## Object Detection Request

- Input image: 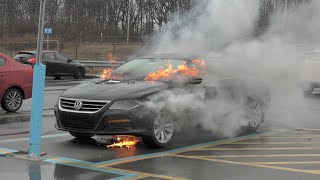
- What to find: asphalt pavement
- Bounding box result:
[1,80,320,179]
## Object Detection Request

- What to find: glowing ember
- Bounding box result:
[144,63,201,81]
[107,136,139,149]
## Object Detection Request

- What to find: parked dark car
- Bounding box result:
[54,54,270,148]
[13,51,85,79]
[0,52,33,112]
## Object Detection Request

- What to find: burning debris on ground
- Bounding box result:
[106,136,140,149]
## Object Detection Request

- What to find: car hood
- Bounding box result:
[61,80,169,100]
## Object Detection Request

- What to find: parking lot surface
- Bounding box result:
[1,128,320,180]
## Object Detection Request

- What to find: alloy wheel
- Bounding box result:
[6,90,22,110]
[153,113,174,144]
[247,100,263,128]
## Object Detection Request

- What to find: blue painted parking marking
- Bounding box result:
[44,156,136,179]
[0,148,19,155]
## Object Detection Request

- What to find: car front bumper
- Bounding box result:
[54,105,152,136]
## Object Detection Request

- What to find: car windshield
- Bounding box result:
[110,58,188,80]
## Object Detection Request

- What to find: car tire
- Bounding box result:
[245,98,264,132]
[1,88,23,112]
[74,68,85,79]
[142,112,175,148]
[69,132,94,139]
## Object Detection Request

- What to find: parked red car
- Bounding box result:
[0,52,33,112]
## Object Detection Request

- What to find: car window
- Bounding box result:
[55,53,68,62]
[0,57,6,66]
[13,53,34,60]
[44,53,55,60]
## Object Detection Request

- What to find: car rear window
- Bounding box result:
[0,57,5,66]
[13,53,34,60]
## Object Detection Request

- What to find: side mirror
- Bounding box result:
[67,59,72,63]
[189,77,203,84]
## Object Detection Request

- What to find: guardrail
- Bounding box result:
[77,60,126,67]
[77,60,126,73]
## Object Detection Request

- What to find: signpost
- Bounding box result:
[28,0,46,158]
[44,27,52,50]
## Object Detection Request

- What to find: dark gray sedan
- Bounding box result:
[14,51,85,79]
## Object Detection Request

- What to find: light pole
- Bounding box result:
[28,0,46,158]
[126,0,131,44]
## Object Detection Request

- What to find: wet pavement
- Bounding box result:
[1,81,320,179]
[1,129,320,179]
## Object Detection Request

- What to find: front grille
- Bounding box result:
[61,119,96,131]
[59,97,110,113]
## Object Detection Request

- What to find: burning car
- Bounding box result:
[54,54,270,148]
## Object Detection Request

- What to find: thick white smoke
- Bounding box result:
[153,0,260,54]
[144,0,320,137]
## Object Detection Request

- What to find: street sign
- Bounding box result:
[44,27,52,35]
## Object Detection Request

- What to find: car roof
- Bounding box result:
[138,53,199,61]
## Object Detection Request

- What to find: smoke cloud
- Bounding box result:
[143,0,320,137]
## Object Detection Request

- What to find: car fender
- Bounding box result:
[3,83,26,99]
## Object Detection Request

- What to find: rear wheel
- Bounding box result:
[74,68,85,79]
[69,132,94,139]
[1,88,23,112]
[142,112,174,148]
[246,98,264,132]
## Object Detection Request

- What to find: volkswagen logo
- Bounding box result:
[74,100,82,111]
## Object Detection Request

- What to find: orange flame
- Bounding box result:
[192,59,206,69]
[101,58,206,81]
[144,60,205,81]
[100,68,113,79]
[100,53,120,79]
[107,136,139,149]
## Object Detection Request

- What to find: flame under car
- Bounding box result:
[54,54,269,148]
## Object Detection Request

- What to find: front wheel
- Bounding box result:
[246,98,264,132]
[69,132,94,139]
[142,112,175,148]
[1,88,23,112]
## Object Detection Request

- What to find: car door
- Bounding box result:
[43,52,64,76]
[54,53,75,75]
[0,56,10,99]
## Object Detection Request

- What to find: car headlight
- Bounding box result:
[109,100,143,110]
